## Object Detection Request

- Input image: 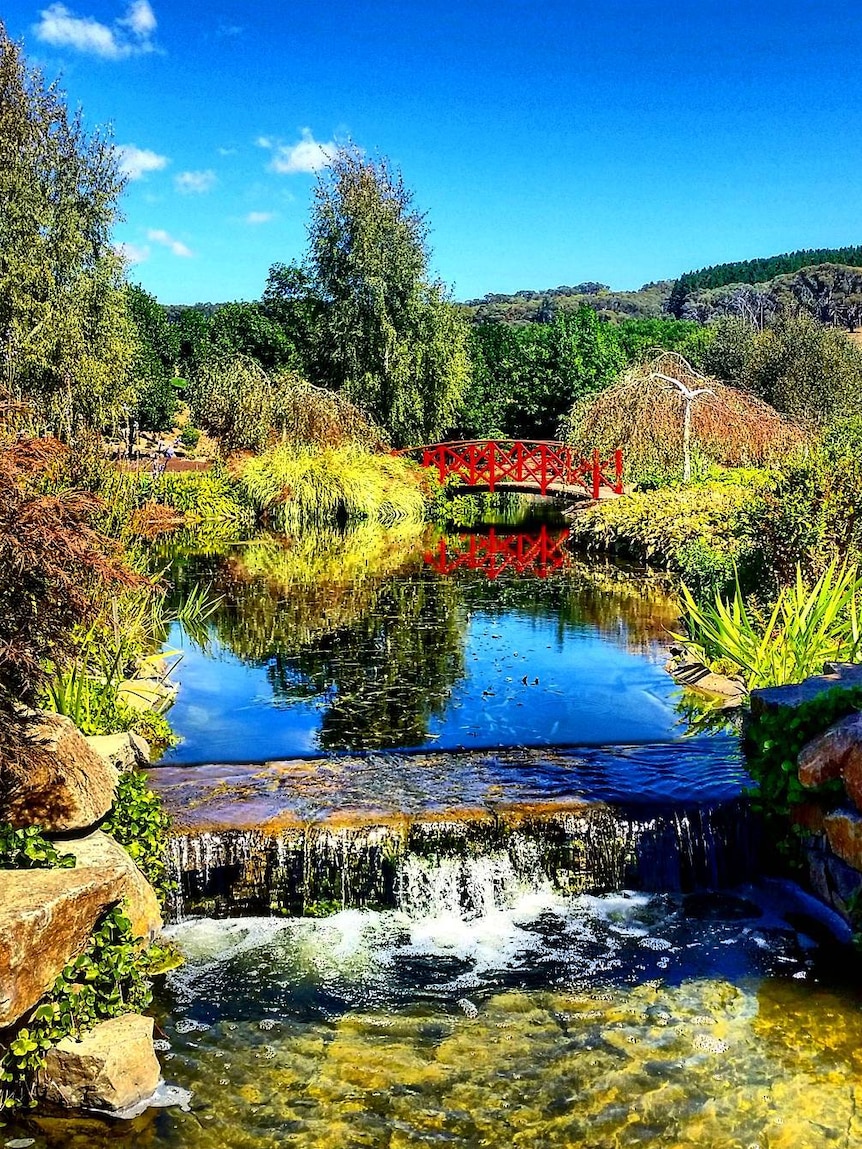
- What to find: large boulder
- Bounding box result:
[58,831,162,944]
[824,808,862,872]
[85,732,151,773]
[36,1013,160,1112]
[798,713,862,812]
[1,712,119,833]
[0,868,124,1028]
[751,663,862,716]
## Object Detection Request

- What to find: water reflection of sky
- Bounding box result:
[162,586,682,765]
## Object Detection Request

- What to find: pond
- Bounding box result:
[5,506,861,1149]
[157,514,689,764]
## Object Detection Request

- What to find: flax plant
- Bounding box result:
[677,560,862,689]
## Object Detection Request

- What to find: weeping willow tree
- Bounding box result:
[565,351,805,480]
[188,355,383,453]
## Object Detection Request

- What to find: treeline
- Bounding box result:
[667,247,862,315]
[459,281,673,326]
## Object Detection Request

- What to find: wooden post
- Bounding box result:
[592,449,601,500]
[488,441,495,493]
[615,448,623,494]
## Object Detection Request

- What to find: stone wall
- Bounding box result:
[0,715,163,1112]
[751,663,862,925]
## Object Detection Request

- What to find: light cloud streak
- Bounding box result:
[258,129,337,174]
[175,170,216,194]
[147,228,193,257]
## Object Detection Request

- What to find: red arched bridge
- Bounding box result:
[410,441,624,498]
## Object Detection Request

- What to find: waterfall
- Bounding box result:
[165,799,758,923]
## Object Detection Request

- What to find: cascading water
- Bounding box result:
[164,796,759,922]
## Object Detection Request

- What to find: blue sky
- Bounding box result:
[5,0,862,304]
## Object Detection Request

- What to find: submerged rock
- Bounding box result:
[1,712,119,833]
[0,868,124,1028]
[58,831,162,944]
[35,1013,160,1113]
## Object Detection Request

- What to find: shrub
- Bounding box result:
[179,425,201,450]
[103,772,173,907]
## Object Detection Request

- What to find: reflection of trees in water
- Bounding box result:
[447,549,678,654]
[161,523,679,751]
[276,577,466,750]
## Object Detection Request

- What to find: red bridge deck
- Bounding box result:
[414,440,623,498]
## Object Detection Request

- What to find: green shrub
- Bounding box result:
[103,772,173,907]
[570,475,766,569]
[239,444,427,528]
[745,686,862,820]
[179,425,201,450]
[0,825,75,870]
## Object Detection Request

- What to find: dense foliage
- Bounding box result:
[0,824,74,869]
[0,23,135,434]
[103,772,174,907]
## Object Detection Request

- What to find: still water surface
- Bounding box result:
[159,519,685,763]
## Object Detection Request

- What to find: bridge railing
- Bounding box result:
[405,440,623,497]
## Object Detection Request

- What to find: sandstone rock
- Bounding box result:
[117,678,177,714]
[58,831,162,944]
[1,712,119,833]
[797,713,862,790]
[0,869,124,1028]
[824,808,862,872]
[85,732,151,772]
[36,1013,160,1112]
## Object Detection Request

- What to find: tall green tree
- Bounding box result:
[300,146,470,445]
[0,23,134,434]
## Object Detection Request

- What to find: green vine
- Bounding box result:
[0,906,153,1109]
[0,825,75,870]
[102,772,174,907]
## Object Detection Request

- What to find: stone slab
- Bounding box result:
[85,732,151,772]
[58,831,162,944]
[751,663,862,716]
[1,712,119,833]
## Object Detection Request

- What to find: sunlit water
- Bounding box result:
[156,519,686,763]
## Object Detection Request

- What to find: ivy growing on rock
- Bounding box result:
[0,824,75,870]
[103,772,174,907]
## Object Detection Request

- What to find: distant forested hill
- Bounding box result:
[460,281,673,324]
[667,247,862,316]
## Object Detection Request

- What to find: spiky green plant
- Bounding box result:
[677,560,862,689]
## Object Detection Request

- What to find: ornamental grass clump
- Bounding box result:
[238,444,427,528]
[677,560,862,690]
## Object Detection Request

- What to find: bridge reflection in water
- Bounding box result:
[424,526,571,579]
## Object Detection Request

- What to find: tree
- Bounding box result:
[301,146,470,446]
[127,286,180,431]
[0,24,135,434]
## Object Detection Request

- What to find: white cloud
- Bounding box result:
[115,143,168,181]
[259,129,337,175]
[34,0,157,59]
[217,146,237,157]
[245,211,275,225]
[175,169,216,194]
[147,228,193,257]
[114,241,150,264]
